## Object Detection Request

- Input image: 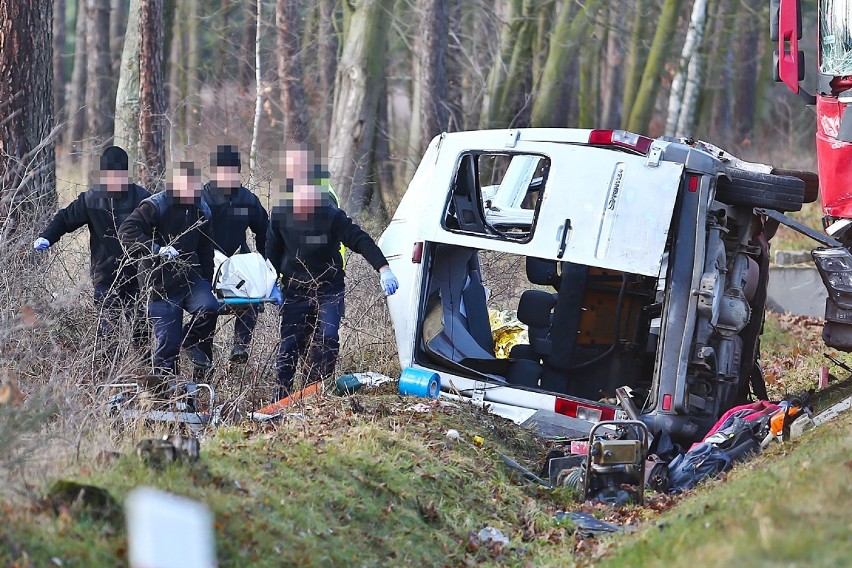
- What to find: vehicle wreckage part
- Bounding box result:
[770,168,819,203]
[103,381,214,430]
[715,168,805,212]
[582,420,650,507]
[255,381,322,415]
[813,247,852,350]
[398,367,441,398]
[758,208,842,247]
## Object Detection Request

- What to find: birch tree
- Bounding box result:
[665,0,708,137]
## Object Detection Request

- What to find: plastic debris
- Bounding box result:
[556,511,622,535]
[477,526,509,547]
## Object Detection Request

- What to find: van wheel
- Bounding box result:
[715,168,805,212]
[770,168,819,203]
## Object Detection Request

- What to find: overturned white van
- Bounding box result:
[379,129,808,442]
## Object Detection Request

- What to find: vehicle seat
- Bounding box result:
[526,256,561,290]
[510,290,557,361]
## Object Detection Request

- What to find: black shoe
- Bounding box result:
[186,346,212,369]
[229,345,249,364]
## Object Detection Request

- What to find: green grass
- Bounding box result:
[0,393,586,567]
[596,406,852,567]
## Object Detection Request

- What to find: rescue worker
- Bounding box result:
[199,145,270,363]
[34,146,150,351]
[266,144,399,399]
[118,162,218,375]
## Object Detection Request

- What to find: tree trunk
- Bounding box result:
[114,0,143,176]
[407,0,449,171]
[67,0,87,160]
[328,0,391,213]
[733,0,761,144]
[316,0,338,135]
[85,0,114,164]
[52,0,66,137]
[626,0,685,134]
[138,0,166,191]
[239,0,257,93]
[167,0,185,147]
[110,0,127,76]
[599,4,624,129]
[0,0,56,229]
[249,0,263,185]
[530,0,600,128]
[665,0,708,137]
[186,0,199,144]
[445,0,465,132]
[620,0,651,129]
[276,0,310,143]
[479,0,520,129]
[675,0,711,138]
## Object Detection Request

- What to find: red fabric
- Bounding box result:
[692,401,780,451]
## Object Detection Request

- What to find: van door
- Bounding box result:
[430,141,684,277]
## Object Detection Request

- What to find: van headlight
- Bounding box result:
[814,247,852,307]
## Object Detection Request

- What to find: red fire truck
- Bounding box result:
[774,0,852,350]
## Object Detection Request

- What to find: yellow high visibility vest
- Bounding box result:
[326,183,347,269]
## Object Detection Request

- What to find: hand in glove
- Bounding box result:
[270,283,284,306]
[158,245,180,260]
[33,237,50,251]
[379,267,399,296]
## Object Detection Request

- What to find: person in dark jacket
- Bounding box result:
[199,145,269,363]
[266,144,399,398]
[34,146,150,349]
[119,162,219,375]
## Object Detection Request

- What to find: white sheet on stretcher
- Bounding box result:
[213,251,277,299]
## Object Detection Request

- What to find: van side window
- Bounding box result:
[443,152,550,243]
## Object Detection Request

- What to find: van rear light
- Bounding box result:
[588,130,653,154]
[412,241,423,263]
[555,397,616,422]
[662,394,673,411]
[688,175,700,192]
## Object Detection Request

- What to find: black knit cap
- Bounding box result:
[100,146,129,171]
[211,145,241,171]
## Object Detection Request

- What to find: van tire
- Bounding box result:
[770,168,819,203]
[715,168,805,212]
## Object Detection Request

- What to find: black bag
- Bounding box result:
[644,454,670,493]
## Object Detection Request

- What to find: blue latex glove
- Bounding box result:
[33,237,50,251]
[270,283,284,306]
[380,268,399,296]
[158,245,179,260]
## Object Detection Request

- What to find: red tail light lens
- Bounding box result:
[555,397,616,422]
[662,394,673,411]
[688,175,700,192]
[412,241,423,263]
[588,130,653,154]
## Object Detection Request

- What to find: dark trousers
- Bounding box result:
[275,279,345,398]
[147,277,219,374]
[197,303,260,359]
[93,282,149,351]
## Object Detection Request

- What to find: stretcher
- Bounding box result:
[213,251,279,311]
